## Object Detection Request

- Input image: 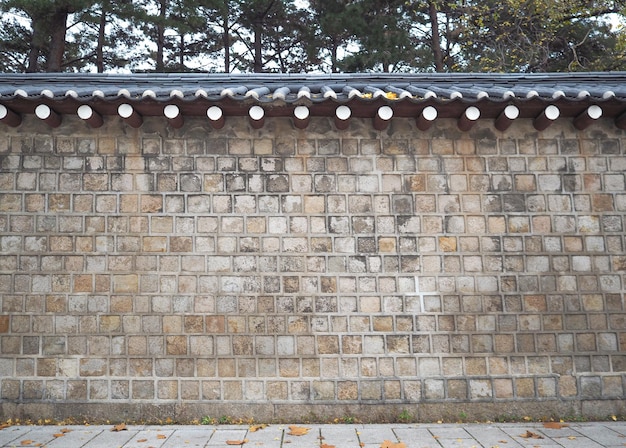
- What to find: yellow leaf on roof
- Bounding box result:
[385,92,398,99]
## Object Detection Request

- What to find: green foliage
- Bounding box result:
[0,0,624,72]
[397,409,413,423]
[200,415,214,425]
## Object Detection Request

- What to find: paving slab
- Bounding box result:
[281,424,322,447]
[0,425,35,446]
[357,425,402,447]
[463,424,525,448]
[319,425,360,447]
[578,424,626,447]
[243,424,284,447]
[206,427,249,446]
[43,426,103,448]
[392,426,440,448]
[1,421,625,448]
[160,427,216,448]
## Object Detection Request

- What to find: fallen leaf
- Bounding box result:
[288,426,310,436]
[53,433,65,438]
[0,423,11,430]
[380,441,407,448]
[321,444,336,448]
[157,434,167,439]
[568,436,576,440]
[226,439,248,445]
[249,424,267,432]
[60,428,71,433]
[519,431,543,439]
[20,440,33,446]
[111,423,127,432]
[543,422,568,429]
[137,438,148,442]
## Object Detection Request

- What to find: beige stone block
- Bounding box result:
[140,194,163,213]
[112,274,138,293]
[304,195,325,213]
[142,237,166,252]
[83,173,108,191]
[166,335,187,355]
[487,216,506,233]
[515,377,535,397]
[79,358,107,376]
[157,380,178,399]
[317,335,339,354]
[100,315,121,332]
[494,378,513,398]
[279,358,299,377]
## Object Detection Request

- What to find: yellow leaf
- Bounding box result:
[53,433,65,438]
[519,431,543,439]
[60,428,71,433]
[612,415,618,421]
[568,436,576,440]
[321,444,336,448]
[226,439,248,445]
[362,93,373,99]
[111,423,127,432]
[385,92,398,99]
[157,434,167,439]
[543,422,568,429]
[249,424,267,432]
[137,438,148,442]
[21,440,34,446]
[288,426,310,436]
[380,441,406,448]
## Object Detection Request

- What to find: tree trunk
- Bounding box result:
[428,1,444,72]
[156,0,167,71]
[223,13,230,72]
[46,9,69,72]
[253,20,262,72]
[331,37,338,73]
[27,16,42,72]
[179,34,184,68]
[96,0,109,73]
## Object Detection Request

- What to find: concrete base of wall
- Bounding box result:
[2,400,625,424]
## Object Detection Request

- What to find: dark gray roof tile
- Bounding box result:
[2,72,626,128]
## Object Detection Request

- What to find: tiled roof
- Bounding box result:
[1,72,626,131]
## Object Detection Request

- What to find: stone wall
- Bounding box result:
[1,115,625,422]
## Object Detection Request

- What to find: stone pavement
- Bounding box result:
[1,421,625,448]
